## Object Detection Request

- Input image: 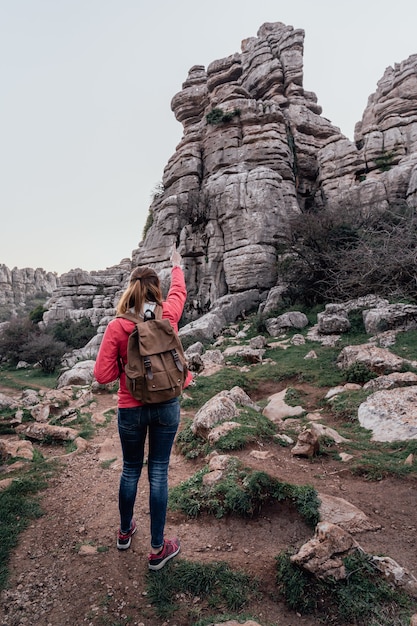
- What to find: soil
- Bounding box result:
[0,380,416,626]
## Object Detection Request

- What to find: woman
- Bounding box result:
[94,245,191,570]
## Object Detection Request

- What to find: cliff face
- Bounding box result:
[131,22,417,321]
[0,265,59,319]
[132,22,341,317]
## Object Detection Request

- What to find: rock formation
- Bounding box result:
[0,265,59,318]
[132,22,417,322]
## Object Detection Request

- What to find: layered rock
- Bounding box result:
[132,22,342,319]
[0,265,59,318]
[132,23,417,324]
[42,260,132,328]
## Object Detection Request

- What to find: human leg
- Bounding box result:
[147,398,180,550]
[117,406,147,537]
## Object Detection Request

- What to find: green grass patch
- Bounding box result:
[250,342,344,389]
[329,389,371,421]
[390,329,417,361]
[181,369,251,410]
[0,366,58,391]
[0,456,56,590]
[176,409,277,458]
[176,419,210,459]
[169,458,320,527]
[276,549,416,625]
[146,558,258,619]
[0,407,16,435]
[350,439,417,480]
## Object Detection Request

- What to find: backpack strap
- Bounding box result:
[116,312,140,324]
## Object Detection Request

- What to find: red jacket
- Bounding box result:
[94,265,191,407]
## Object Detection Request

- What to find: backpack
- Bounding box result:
[117,305,188,404]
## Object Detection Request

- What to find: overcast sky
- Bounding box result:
[1,0,416,275]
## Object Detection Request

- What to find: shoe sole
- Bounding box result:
[117,525,137,550]
[148,545,180,570]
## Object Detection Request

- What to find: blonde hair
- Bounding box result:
[116,267,163,317]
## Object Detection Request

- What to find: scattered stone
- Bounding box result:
[262,389,304,422]
[318,493,381,533]
[358,387,417,441]
[291,429,320,458]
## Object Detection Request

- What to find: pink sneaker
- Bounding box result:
[117,519,137,550]
[148,538,180,570]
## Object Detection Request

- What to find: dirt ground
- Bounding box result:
[0,380,416,626]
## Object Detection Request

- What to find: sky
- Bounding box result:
[1,0,416,276]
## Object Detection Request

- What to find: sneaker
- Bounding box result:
[117,519,137,550]
[148,538,180,570]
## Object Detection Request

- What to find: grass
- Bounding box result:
[168,457,320,527]
[176,408,278,459]
[0,455,56,590]
[146,558,258,620]
[276,548,417,625]
[0,366,58,391]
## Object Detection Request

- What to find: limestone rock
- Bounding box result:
[191,394,239,438]
[0,264,59,316]
[337,344,406,374]
[318,493,380,533]
[291,429,320,458]
[358,386,417,441]
[290,521,358,580]
[265,311,308,337]
[0,438,35,461]
[15,423,78,442]
[57,360,96,388]
[262,389,304,422]
[363,371,417,391]
[363,303,417,334]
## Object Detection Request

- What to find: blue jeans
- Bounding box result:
[117,398,180,549]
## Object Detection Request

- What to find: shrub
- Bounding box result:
[29,304,46,324]
[344,362,376,384]
[49,317,97,349]
[20,333,67,374]
[0,317,34,365]
[206,107,241,125]
[279,203,417,305]
[169,459,320,527]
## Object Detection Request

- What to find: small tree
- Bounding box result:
[0,317,35,365]
[49,317,97,349]
[20,333,67,374]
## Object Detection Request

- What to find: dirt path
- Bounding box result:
[0,387,416,626]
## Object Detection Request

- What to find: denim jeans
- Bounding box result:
[117,398,180,549]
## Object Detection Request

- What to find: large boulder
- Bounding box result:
[57,360,96,388]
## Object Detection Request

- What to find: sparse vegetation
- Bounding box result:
[205,107,241,125]
[279,203,417,305]
[0,315,97,373]
[169,458,320,527]
[146,558,258,619]
[0,456,56,590]
[276,549,416,625]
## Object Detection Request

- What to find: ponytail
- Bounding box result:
[116,267,163,317]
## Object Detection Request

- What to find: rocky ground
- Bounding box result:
[0,380,416,626]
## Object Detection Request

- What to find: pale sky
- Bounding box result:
[1,0,416,275]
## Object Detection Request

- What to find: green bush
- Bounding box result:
[49,317,97,349]
[344,362,376,384]
[20,333,67,374]
[206,107,241,125]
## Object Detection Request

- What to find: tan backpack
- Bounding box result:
[117,305,188,404]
